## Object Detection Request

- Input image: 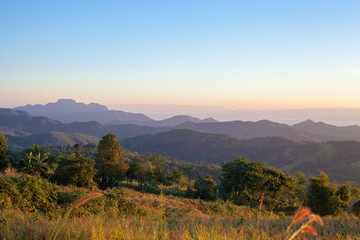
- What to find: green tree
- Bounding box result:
[293,171,308,206]
[307,171,353,216]
[95,133,128,188]
[220,157,294,210]
[352,200,360,216]
[194,175,217,200]
[170,167,181,187]
[182,166,193,187]
[73,144,84,158]
[126,156,149,191]
[52,156,97,188]
[0,133,8,172]
[17,145,58,177]
[147,153,165,185]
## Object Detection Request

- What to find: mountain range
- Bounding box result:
[14,99,216,126]
[122,128,360,184]
[3,99,360,184]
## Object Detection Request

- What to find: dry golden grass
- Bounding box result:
[1,209,359,240]
[0,178,359,240]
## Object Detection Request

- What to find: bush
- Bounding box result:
[352,200,360,216]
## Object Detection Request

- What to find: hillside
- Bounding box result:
[121,129,360,183]
[0,127,30,137]
[293,119,360,140]
[7,132,100,148]
[174,120,344,142]
[0,108,164,140]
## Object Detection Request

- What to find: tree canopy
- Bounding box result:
[220,157,294,210]
[307,171,354,216]
[95,133,128,188]
[0,134,8,172]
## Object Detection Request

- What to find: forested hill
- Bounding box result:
[6,132,100,149]
[121,129,360,184]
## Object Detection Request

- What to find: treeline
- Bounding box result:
[1,132,360,216]
[0,133,219,192]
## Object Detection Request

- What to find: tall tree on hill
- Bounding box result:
[95,133,128,188]
[0,134,8,172]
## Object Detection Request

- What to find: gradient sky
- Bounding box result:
[1,0,359,109]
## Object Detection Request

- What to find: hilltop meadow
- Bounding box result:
[1,132,360,239]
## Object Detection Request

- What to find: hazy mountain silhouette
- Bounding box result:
[293,119,360,140]
[14,99,215,126]
[14,99,108,116]
[110,115,218,127]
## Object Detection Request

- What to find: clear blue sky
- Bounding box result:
[1,0,359,109]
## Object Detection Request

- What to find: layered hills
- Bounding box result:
[122,129,360,184]
[3,100,360,184]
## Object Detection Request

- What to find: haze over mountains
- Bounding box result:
[14,99,216,126]
[2,99,360,183]
[109,104,360,126]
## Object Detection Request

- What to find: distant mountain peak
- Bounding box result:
[292,119,316,128]
[56,98,77,104]
[14,99,108,117]
[203,117,218,123]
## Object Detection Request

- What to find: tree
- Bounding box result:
[17,145,58,177]
[73,144,84,158]
[52,156,97,188]
[170,167,181,187]
[126,156,151,191]
[293,171,308,206]
[307,171,353,216]
[95,133,128,188]
[147,153,165,185]
[182,166,193,187]
[352,200,360,216]
[0,134,8,172]
[194,175,217,200]
[219,157,294,210]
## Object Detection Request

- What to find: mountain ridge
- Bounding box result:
[14,99,216,127]
[121,128,360,184]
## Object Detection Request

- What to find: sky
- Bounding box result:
[1,0,360,110]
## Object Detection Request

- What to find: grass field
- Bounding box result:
[0,175,359,239]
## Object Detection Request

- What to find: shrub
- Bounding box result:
[352,200,360,216]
